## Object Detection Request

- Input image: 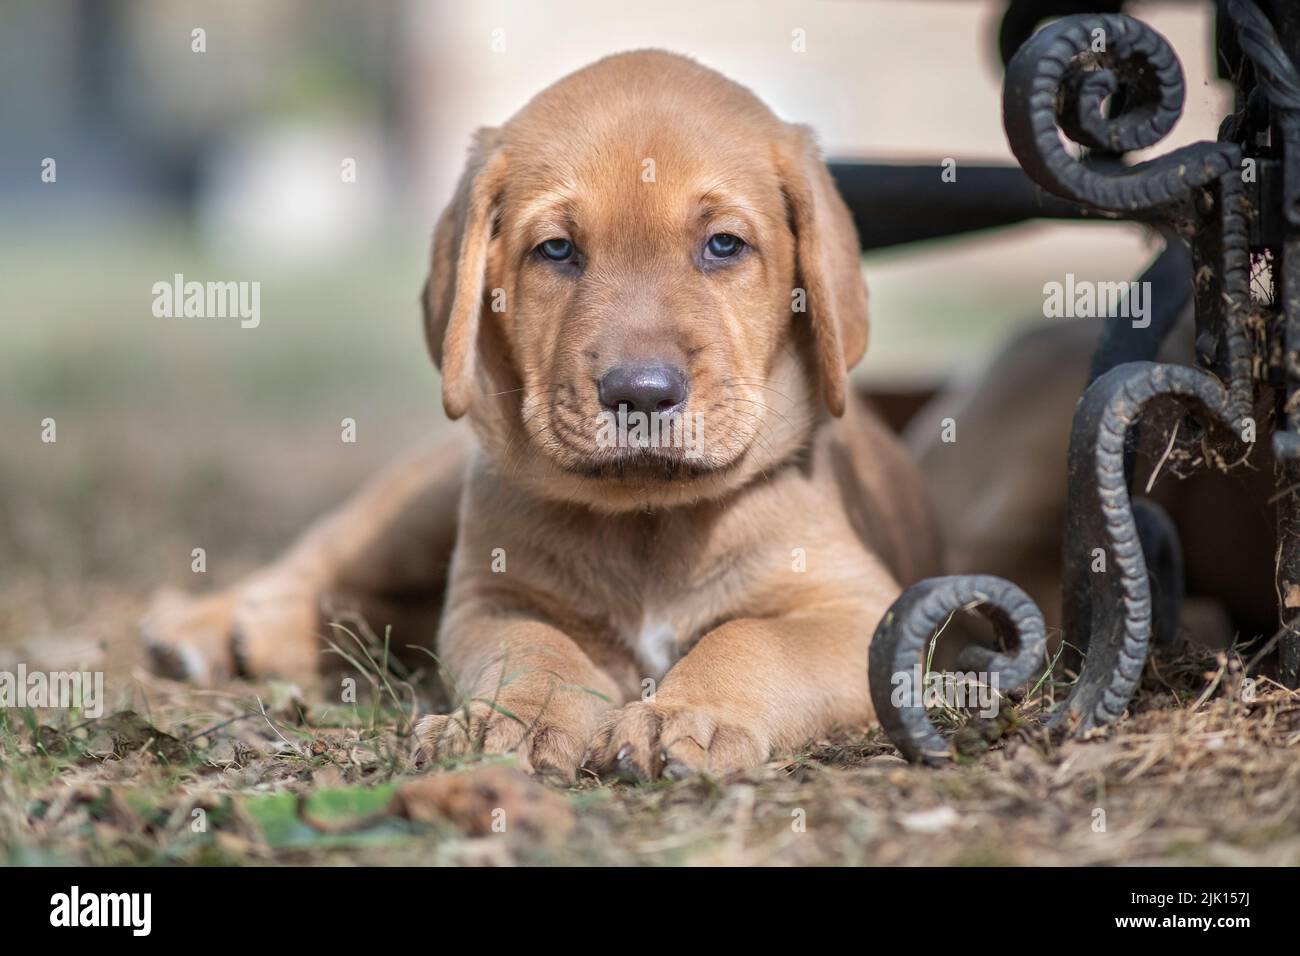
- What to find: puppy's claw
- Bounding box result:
[140,626,210,683]
[411,701,588,785]
[585,700,766,782]
[137,587,236,684]
[661,758,695,782]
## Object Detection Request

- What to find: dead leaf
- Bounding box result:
[83,711,192,763]
[393,765,574,840]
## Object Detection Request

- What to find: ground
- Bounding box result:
[4,632,1299,865]
[3,225,1299,865]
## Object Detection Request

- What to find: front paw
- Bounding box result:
[413,698,592,784]
[226,574,322,678]
[138,572,322,683]
[139,586,239,684]
[583,700,768,782]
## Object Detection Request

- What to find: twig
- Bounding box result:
[1245,624,1288,673]
[1189,653,1229,712]
[256,697,301,754]
[183,712,257,743]
[1145,420,1180,493]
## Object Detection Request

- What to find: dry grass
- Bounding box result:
[3,579,1298,866]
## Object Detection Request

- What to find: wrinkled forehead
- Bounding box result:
[500,109,787,241]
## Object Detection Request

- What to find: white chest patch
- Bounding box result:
[632,614,679,681]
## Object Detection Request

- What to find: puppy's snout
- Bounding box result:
[598,362,689,416]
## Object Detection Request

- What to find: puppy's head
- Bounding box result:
[423,51,867,511]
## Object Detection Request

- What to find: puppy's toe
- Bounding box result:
[585,701,766,782]
[522,725,585,785]
[413,700,589,784]
[412,713,468,767]
[586,702,662,781]
[227,576,321,678]
[140,630,211,683]
[685,722,767,777]
[657,708,717,779]
[411,701,525,768]
[138,587,237,684]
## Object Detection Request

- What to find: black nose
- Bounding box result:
[598,362,689,416]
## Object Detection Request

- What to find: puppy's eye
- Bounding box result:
[704,233,744,260]
[537,238,575,262]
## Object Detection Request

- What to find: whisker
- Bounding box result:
[722,395,796,432]
[721,378,794,404]
[709,405,781,476]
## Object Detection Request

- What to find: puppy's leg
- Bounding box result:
[585,600,882,781]
[414,615,622,783]
[141,432,469,682]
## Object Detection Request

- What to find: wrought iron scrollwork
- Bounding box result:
[868,576,1045,764]
[1002,13,1240,215]
[1227,0,1300,116]
[870,0,1300,762]
[1223,0,1300,686]
[1058,362,1244,731]
[1190,172,1256,425]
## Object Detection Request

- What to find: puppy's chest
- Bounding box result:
[595,568,724,681]
[621,607,685,682]
[542,539,742,681]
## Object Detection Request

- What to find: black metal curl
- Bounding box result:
[996,0,1123,70]
[1223,0,1300,688]
[1003,13,1241,215]
[1191,171,1256,425]
[1059,361,1246,732]
[868,575,1046,765]
[1226,0,1300,113]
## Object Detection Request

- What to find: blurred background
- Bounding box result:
[0,0,1230,675]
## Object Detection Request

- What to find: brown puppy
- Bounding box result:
[142,50,940,782]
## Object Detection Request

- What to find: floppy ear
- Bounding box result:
[422,127,506,420]
[776,124,869,417]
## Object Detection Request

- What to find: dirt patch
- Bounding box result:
[2,590,1297,866]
